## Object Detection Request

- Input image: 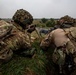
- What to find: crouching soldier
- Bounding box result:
[0,9,36,64]
[40,28,76,74]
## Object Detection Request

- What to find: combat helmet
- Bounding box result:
[12,9,33,29]
[60,15,74,24]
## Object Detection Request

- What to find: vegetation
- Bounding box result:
[33,18,56,27]
[46,21,52,27]
[33,19,46,27]
[46,18,55,27]
[41,18,48,23]
[1,17,76,75]
[50,18,56,26]
[0,16,75,75]
[1,40,48,75]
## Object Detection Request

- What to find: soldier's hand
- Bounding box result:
[27,24,36,33]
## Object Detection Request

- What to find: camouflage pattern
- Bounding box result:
[60,15,75,24]
[69,27,76,39]
[40,28,76,65]
[56,15,76,28]
[0,20,32,62]
[12,9,33,26]
[52,48,65,65]
[40,28,76,74]
[0,9,34,62]
[64,27,76,58]
[64,27,76,48]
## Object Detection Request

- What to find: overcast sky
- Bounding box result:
[0,0,76,18]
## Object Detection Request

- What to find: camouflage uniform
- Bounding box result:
[40,28,76,74]
[64,27,76,63]
[0,9,34,62]
[40,28,76,64]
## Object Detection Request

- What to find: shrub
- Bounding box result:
[46,21,52,27]
[50,18,55,27]
[41,18,48,23]
[46,18,55,27]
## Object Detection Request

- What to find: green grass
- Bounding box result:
[1,40,48,75]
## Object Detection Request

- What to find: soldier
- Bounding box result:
[59,15,75,28]
[0,9,36,63]
[40,27,76,74]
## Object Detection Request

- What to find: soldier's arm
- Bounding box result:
[27,24,36,33]
[40,31,54,50]
[45,31,54,42]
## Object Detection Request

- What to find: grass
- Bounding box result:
[1,40,48,75]
[0,27,55,75]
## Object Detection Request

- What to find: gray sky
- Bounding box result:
[0,0,76,18]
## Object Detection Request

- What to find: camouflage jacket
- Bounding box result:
[0,20,31,61]
[64,27,76,46]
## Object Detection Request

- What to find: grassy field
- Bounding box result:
[1,18,76,75]
[0,27,56,75]
[1,39,50,75]
[0,19,61,75]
